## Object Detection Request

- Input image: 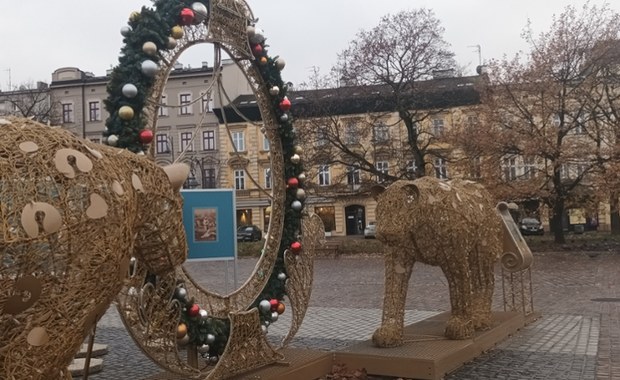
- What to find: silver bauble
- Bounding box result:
[275,58,286,71]
[247,25,256,38]
[197,344,210,354]
[277,272,287,281]
[249,28,265,44]
[263,320,271,327]
[205,333,216,344]
[191,2,208,23]
[177,334,190,346]
[209,355,219,364]
[291,200,303,211]
[107,134,119,146]
[174,287,188,301]
[290,154,301,164]
[270,311,279,322]
[296,188,307,201]
[269,86,280,96]
[261,324,268,334]
[258,300,271,314]
[141,60,158,77]
[120,26,132,37]
[122,83,138,98]
[298,173,306,182]
[280,113,289,123]
[199,309,209,320]
[142,41,158,56]
[167,37,177,50]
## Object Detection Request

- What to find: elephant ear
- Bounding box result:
[370,185,386,200]
[162,163,190,192]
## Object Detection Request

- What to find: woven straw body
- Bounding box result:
[371,177,501,347]
[0,117,187,379]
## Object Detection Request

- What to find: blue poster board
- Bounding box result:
[180,189,237,261]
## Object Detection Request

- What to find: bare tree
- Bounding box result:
[297,9,458,182]
[0,81,59,124]
[471,3,620,243]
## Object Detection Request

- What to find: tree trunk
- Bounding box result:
[610,191,620,234]
[551,199,566,244]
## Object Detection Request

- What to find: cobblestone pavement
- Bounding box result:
[85,251,620,380]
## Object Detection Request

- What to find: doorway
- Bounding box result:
[345,205,365,236]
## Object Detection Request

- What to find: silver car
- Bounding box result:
[364,221,377,239]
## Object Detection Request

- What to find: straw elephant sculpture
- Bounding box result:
[0,117,189,379]
[371,177,502,347]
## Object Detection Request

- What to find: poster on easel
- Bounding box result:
[181,189,237,261]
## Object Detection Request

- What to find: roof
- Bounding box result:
[213,75,484,123]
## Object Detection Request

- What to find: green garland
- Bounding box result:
[105,0,305,363]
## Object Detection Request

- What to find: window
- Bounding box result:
[179,93,192,115]
[88,101,100,122]
[406,160,417,177]
[434,157,448,179]
[232,131,245,151]
[522,156,536,179]
[432,119,445,136]
[159,94,168,117]
[156,134,169,154]
[552,114,561,127]
[374,123,389,143]
[345,122,359,145]
[62,103,73,123]
[264,168,272,189]
[376,161,389,182]
[203,168,216,188]
[502,156,517,181]
[202,130,215,151]
[263,135,270,151]
[318,165,330,186]
[346,166,361,188]
[201,92,212,114]
[234,170,245,190]
[180,131,193,152]
[317,128,328,146]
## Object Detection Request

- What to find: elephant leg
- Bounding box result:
[372,246,414,348]
[441,258,475,340]
[469,249,496,330]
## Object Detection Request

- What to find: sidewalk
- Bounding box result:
[88,251,620,379]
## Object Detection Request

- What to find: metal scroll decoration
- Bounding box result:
[104,0,317,378]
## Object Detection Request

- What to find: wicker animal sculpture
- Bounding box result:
[0,117,189,379]
[371,177,501,347]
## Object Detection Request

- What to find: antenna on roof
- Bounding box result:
[468,44,482,67]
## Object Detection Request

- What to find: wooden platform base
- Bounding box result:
[242,311,525,380]
[147,311,527,380]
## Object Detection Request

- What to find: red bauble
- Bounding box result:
[252,44,263,57]
[139,129,154,144]
[279,97,291,112]
[290,241,302,254]
[188,304,200,317]
[179,8,195,25]
[269,299,279,311]
[287,177,299,188]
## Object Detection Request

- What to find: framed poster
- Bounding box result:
[181,189,237,261]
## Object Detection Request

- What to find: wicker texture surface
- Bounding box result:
[0,117,187,380]
[371,177,502,347]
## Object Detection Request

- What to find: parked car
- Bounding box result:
[519,217,544,236]
[237,225,262,242]
[364,221,377,239]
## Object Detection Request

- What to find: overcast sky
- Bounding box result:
[0,0,617,90]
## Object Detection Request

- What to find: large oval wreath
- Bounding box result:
[102,0,321,377]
